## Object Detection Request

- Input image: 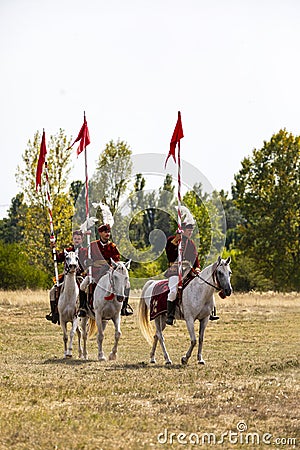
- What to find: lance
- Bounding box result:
[177,136,183,298]
[44,160,59,285]
[68,112,91,280]
[165,111,184,297]
[36,129,59,285]
[83,113,92,282]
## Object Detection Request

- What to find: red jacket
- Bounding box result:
[90,239,120,282]
[166,235,200,270]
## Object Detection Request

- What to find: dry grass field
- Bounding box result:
[0,290,299,449]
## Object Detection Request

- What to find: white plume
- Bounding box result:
[80,217,98,233]
[179,205,195,226]
[92,202,114,227]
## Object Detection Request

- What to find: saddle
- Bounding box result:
[149,269,197,321]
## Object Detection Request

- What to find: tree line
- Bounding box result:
[0,128,299,292]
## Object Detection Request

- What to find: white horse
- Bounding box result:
[57,250,83,359]
[82,259,131,361]
[138,256,232,365]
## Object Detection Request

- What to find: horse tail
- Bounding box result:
[138,281,154,345]
[88,317,97,338]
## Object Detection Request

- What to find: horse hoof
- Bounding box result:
[98,356,106,362]
[109,353,117,361]
[181,357,188,365]
[165,360,172,365]
[65,354,72,359]
[150,359,156,364]
[198,359,205,365]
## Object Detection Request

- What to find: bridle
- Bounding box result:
[196,266,222,291]
[107,264,127,302]
[64,254,78,274]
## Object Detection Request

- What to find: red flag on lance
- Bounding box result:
[165,111,184,168]
[165,111,184,296]
[68,113,90,156]
[36,130,59,285]
[69,112,93,282]
[36,129,47,191]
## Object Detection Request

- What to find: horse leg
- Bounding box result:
[61,321,69,358]
[66,317,78,358]
[76,325,83,359]
[155,315,172,365]
[96,314,107,361]
[109,316,121,361]
[181,317,197,365]
[78,316,88,360]
[197,317,209,365]
[150,334,158,364]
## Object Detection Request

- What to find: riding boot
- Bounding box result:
[209,306,219,321]
[166,300,176,325]
[121,296,133,316]
[45,299,59,324]
[78,290,87,317]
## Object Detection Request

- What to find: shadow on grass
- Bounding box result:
[104,362,186,370]
[42,359,186,370]
[43,358,95,365]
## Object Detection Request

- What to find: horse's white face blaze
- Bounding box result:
[111,263,130,297]
[64,251,79,274]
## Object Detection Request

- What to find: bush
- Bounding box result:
[226,250,274,292]
[0,242,50,290]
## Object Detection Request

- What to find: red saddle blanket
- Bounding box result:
[150,280,170,321]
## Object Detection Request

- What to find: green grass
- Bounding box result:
[0,291,299,449]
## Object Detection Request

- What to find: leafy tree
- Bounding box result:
[15,129,75,274]
[182,184,227,268]
[0,242,49,289]
[154,174,176,239]
[232,129,300,291]
[91,139,132,214]
[70,180,84,205]
[218,190,245,249]
[0,193,27,243]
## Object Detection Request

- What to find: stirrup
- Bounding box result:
[121,304,133,316]
[209,314,219,321]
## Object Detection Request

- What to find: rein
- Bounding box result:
[104,266,124,302]
[196,270,221,291]
[64,259,78,274]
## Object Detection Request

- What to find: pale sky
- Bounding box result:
[1,0,300,219]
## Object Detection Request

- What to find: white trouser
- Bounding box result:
[167,275,179,302]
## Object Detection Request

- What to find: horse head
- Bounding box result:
[110,259,131,298]
[213,256,232,297]
[64,250,79,274]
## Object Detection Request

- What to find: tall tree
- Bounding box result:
[232,129,300,291]
[218,190,244,249]
[0,193,27,244]
[91,139,132,215]
[15,129,75,275]
[154,174,176,239]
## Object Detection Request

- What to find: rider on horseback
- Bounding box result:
[165,222,219,325]
[45,230,87,324]
[80,223,133,317]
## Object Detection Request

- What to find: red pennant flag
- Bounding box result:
[165,111,184,168]
[68,114,90,156]
[36,130,47,191]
